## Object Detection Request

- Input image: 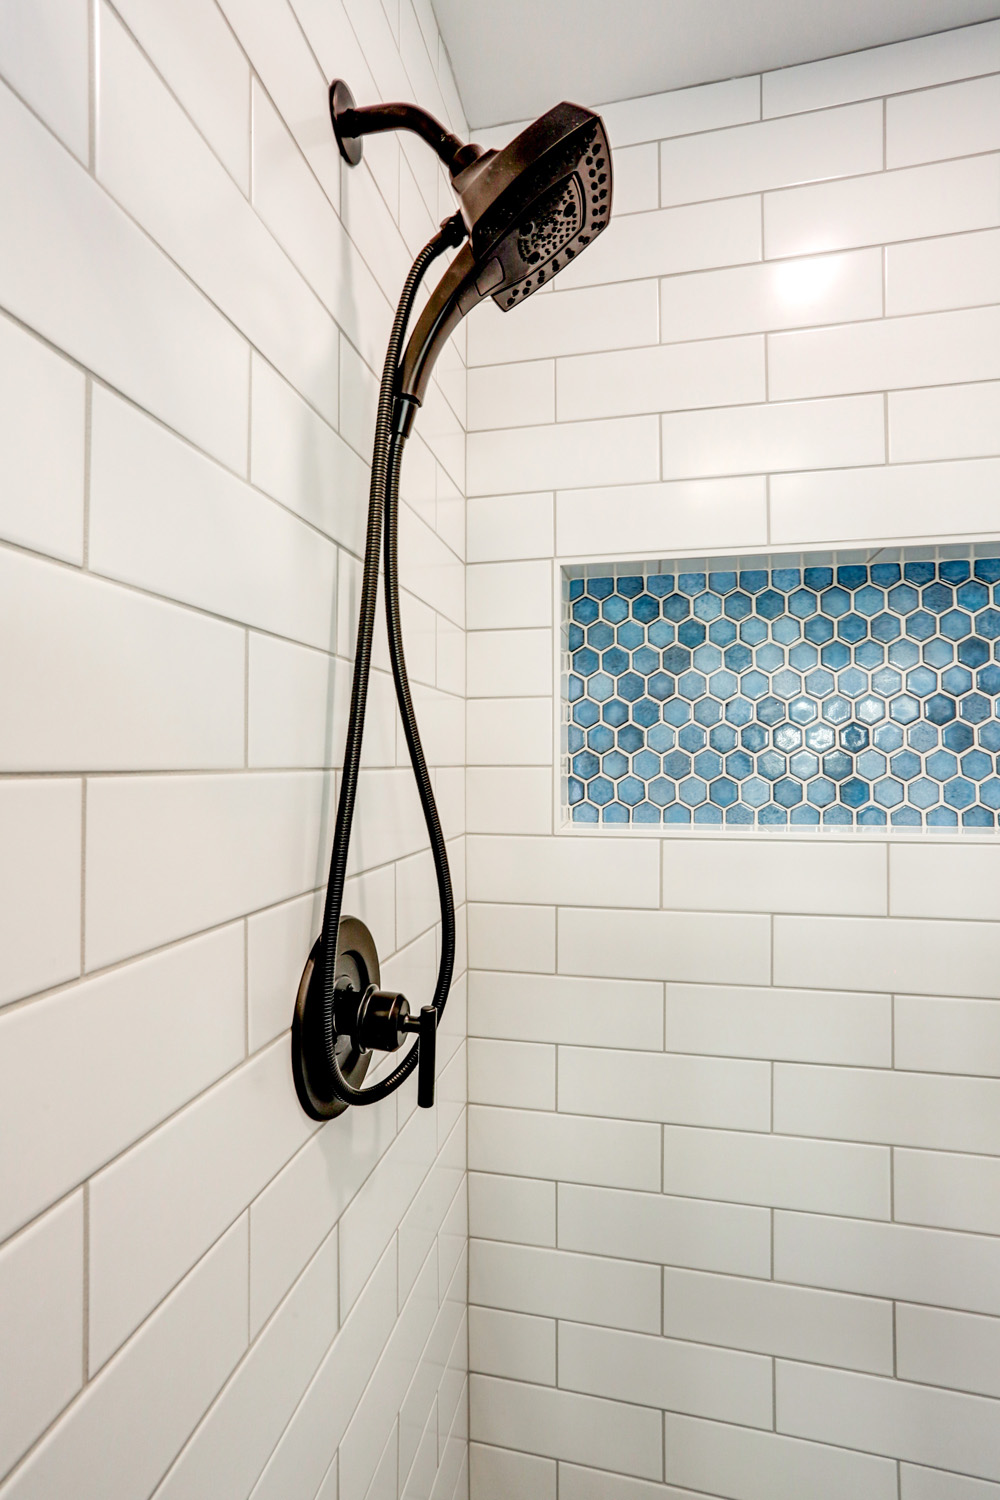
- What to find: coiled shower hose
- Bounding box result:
[318,220,462,1104]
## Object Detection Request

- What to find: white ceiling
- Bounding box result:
[432,0,1000,129]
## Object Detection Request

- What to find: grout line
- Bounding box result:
[81,1180,90,1384]
[82,378,93,571]
[79,777,87,976]
[88,0,98,176]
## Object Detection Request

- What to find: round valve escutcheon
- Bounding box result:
[292,915,438,1120]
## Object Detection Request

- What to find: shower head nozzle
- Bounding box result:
[327,83,612,412]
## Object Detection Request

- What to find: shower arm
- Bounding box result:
[329,79,486,176]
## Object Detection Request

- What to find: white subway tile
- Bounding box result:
[886,229,1000,315]
[765,156,1000,259]
[0,1193,83,1479]
[468,1172,555,1247]
[557,474,768,557]
[246,872,392,1054]
[467,629,552,697]
[468,834,659,909]
[469,1105,661,1191]
[661,102,882,206]
[250,355,368,553]
[890,844,1000,921]
[467,698,552,765]
[338,1108,437,1314]
[660,394,884,479]
[157,1228,341,1500]
[250,82,389,371]
[771,457,1000,546]
[770,307,1000,401]
[0,778,81,1009]
[662,837,886,915]
[888,74,1000,168]
[664,1410,898,1500]
[903,1465,1000,1500]
[247,641,376,772]
[469,1307,555,1384]
[763,21,1000,115]
[603,76,760,147]
[895,996,1000,1079]
[558,906,771,985]
[220,0,343,211]
[898,1302,1000,1400]
[775,1210,1000,1316]
[89,390,337,650]
[244,1242,398,1500]
[0,926,243,1245]
[467,493,554,563]
[468,415,660,497]
[0,80,248,471]
[559,335,764,422]
[774,915,1000,1001]
[558,1182,772,1277]
[555,197,762,290]
[559,1046,771,1129]
[777,1360,1000,1483]
[890,382,1000,462]
[249,1091,396,1334]
[467,280,658,365]
[557,1465,682,1500]
[466,560,551,629]
[667,982,891,1065]
[0,549,245,772]
[561,1321,772,1428]
[0,1217,247,1500]
[85,770,332,969]
[467,900,560,972]
[895,1148,1000,1236]
[470,1374,662,1479]
[98,11,338,422]
[466,769,551,834]
[471,1238,659,1332]
[469,1038,555,1109]
[660,249,883,342]
[664,1264,892,1372]
[470,1443,555,1500]
[470,970,664,1049]
[467,361,555,430]
[776,1064,1000,1155]
[0,0,89,159]
[0,314,84,564]
[87,1038,314,1371]
[339,1248,439,1500]
[111,0,251,190]
[611,143,660,215]
[663,1125,890,1218]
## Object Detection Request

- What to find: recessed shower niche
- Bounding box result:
[563,547,1000,829]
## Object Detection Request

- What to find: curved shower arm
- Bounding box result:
[329,80,484,176]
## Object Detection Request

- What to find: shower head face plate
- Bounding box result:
[457,102,612,308]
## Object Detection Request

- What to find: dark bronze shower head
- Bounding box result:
[329,82,613,413]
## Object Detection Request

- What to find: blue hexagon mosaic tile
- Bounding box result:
[565,557,1000,827]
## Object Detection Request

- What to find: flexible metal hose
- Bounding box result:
[319,223,459,1104]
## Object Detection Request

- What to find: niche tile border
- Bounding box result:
[562,546,1000,830]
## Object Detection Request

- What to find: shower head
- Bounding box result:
[400,101,613,409]
[329,83,612,415]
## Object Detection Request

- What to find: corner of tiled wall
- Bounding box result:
[464,21,1000,1499]
[0,2,468,1498]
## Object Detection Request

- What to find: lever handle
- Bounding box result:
[416,1004,437,1109]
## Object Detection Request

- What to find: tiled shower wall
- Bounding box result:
[0,4,468,1499]
[464,22,1000,1500]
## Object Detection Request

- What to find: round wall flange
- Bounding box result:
[329,79,363,166]
[291,915,376,1119]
